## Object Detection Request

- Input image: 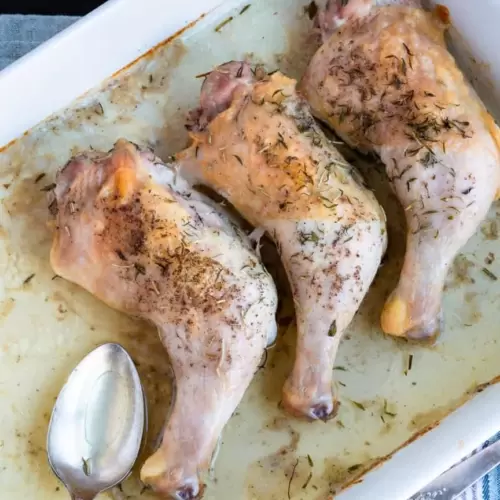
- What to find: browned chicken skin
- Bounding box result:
[50,139,278,499]
[177,62,387,421]
[301,0,500,340]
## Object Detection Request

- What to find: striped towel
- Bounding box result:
[0,12,499,500]
[459,432,500,500]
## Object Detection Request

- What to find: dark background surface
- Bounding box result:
[0,1,105,15]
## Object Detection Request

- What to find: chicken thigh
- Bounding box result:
[177,63,387,421]
[301,0,500,339]
[50,139,278,499]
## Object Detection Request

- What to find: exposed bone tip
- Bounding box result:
[140,451,204,500]
[281,392,337,422]
[406,314,442,343]
[380,296,411,337]
[114,137,133,149]
[175,483,204,500]
[311,400,339,422]
[140,449,167,485]
[382,296,442,341]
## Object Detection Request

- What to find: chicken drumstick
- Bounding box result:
[177,62,387,421]
[50,139,278,499]
[301,0,500,339]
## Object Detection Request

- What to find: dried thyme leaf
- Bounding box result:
[23,274,35,285]
[299,231,320,244]
[40,183,56,192]
[95,102,104,116]
[348,464,361,473]
[82,457,91,476]
[302,472,313,489]
[401,58,407,75]
[215,16,234,32]
[333,366,347,371]
[402,42,413,56]
[328,320,337,337]
[240,4,251,15]
[195,70,212,79]
[383,399,397,417]
[351,400,365,411]
[404,353,413,375]
[116,249,127,261]
[482,268,497,281]
[34,173,46,184]
[307,454,314,467]
[288,458,299,499]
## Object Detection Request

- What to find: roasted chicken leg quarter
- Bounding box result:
[177,62,387,421]
[50,139,278,499]
[301,0,500,340]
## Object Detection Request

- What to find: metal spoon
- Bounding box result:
[47,343,146,500]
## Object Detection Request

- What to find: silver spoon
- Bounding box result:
[47,343,146,500]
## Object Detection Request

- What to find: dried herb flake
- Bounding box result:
[23,274,35,285]
[351,400,365,411]
[383,399,397,417]
[482,268,497,281]
[240,4,251,15]
[215,16,234,33]
[328,320,337,337]
[288,458,299,499]
[302,472,313,489]
[82,457,91,476]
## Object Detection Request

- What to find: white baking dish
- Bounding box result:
[1,1,500,499]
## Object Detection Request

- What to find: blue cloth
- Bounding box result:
[0,14,77,70]
[460,432,500,500]
[0,13,498,500]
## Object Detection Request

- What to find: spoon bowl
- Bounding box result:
[47,343,146,500]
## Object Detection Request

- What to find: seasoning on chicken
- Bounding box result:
[177,62,387,421]
[49,139,278,500]
[301,0,500,340]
